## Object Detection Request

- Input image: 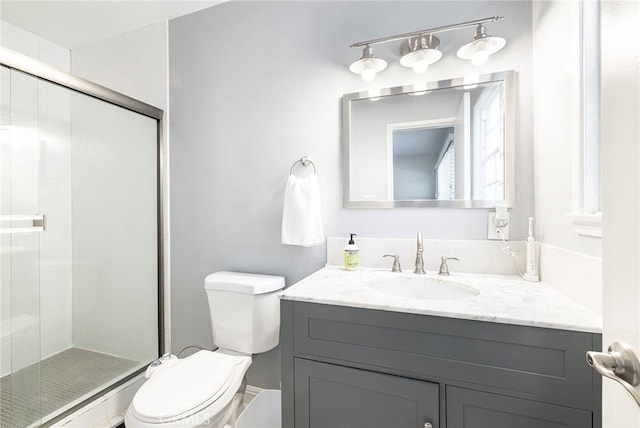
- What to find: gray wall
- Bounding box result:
[394,154,438,200]
[169,1,533,387]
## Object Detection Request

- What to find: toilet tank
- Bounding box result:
[204,271,285,354]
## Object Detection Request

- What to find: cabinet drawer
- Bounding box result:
[294,358,439,428]
[446,386,592,428]
[292,302,598,410]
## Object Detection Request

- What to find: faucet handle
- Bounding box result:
[438,257,459,276]
[383,254,402,272]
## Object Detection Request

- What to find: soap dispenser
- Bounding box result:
[344,234,359,271]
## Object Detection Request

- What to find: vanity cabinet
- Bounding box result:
[281,300,601,428]
[295,359,439,428]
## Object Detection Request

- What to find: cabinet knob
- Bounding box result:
[424,423,433,428]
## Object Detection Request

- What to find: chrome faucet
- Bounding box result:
[414,232,425,274]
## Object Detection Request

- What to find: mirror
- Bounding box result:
[343,71,514,208]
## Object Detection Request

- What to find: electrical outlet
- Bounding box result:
[488,211,510,240]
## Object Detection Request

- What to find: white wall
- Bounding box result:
[0,20,73,374]
[72,21,171,352]
[71,22,168,111]
[532,0,602,313]
[169,0,533,388]
[0,20,70,71]
[37,77,74,361]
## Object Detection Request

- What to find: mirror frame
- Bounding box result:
[342,70,515,208]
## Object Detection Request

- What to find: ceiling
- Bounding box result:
[1,1,222,50]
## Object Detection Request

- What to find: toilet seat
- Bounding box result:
[131,350,250,424]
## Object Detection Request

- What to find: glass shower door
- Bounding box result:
[1,65,44,427]
[0,59,159,427]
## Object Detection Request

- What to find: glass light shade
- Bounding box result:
[349,46,387,81]
[400,48,442,74]
[349,57,387,74]
[457,36,506,64]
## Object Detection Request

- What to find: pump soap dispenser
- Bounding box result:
[345,234,359,271]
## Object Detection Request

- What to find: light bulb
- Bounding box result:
[410,82,427,96]
[470,40,490,66]
[471,49,490,66]
[361,60,377,81]
[412,59,429,74]
[367,88,381,101]
[462,75,480,90]
[472,50,490,66]
[361,69,376,82]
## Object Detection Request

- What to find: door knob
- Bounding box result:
[587,341,640,406]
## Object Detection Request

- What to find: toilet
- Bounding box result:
[125,271,285,428]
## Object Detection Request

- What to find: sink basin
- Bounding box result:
[366,276,480,301]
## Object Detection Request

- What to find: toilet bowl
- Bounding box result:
[125,272,285,428]
[125,350,251,427]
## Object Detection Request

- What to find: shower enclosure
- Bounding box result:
[0,48,162,427]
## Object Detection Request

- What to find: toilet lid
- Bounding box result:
[132,351,237,422]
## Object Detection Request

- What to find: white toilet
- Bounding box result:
[125,271,285,428]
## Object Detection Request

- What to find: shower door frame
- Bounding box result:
[0,46,165,426]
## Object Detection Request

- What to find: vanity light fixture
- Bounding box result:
[399,34,442,74]
[456,24,506,66]
[348,45,387,82]
[349,16,505,81]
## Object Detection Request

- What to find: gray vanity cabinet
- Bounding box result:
[281,300,602,428]
[294,358,439,428]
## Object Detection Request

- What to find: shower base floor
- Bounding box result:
[1,348,139,428]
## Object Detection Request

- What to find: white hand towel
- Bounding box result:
[281,173,325,247]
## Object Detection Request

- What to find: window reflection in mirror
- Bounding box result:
[343,71,514,208]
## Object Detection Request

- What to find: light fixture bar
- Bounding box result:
[350,16,503,48]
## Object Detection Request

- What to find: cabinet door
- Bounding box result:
[294,358,439,428]
[446,387,592,428]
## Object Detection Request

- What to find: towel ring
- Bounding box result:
[290,156,317,175]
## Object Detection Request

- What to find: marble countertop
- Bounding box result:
[280,266,602,333]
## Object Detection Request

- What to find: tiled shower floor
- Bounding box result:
[1,348,138,428]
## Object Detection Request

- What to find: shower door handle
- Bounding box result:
[0,214,46,234]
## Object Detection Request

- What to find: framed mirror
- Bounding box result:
[342,70,515,208]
